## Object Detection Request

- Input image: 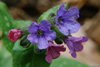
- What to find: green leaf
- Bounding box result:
[12,20,32,30]
[2,36,14,52]
[0,2,13,22]
[12,40,50,67]
[0,14,13,52]
[37,5,60,22]
[0,45,12,67]
[0,2,14,31]
[0,2,14,52]
[50,57,89,67]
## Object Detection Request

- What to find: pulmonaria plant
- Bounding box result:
[8,4,88,63]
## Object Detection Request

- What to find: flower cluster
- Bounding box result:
[8,4,88,63]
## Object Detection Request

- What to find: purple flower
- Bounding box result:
[27,20,56,49]
[64,36,88,58]
[55,4,80,35]
[45,41,66,63]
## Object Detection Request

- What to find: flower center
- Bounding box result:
[37,30,43,36]
[58,17,62,22]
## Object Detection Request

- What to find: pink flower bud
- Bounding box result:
[8,29,22,42]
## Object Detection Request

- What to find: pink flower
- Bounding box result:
[8,29,22,42]
[45,42,66,63]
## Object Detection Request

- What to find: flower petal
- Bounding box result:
[27,34,38,44]
[66,40,74,51]
[54,45,66,52]
[50,46,60,58]
[45,31,56,41]
[81,37,88,42]
[39,20,51,32]
[74,43,83,51]
[66,6,79,19]
[28,22,38,34]
[71,52,76,58]
[38,37,48,49]
[57,22,80,35]
[57,4,66,17]
[61,18,76,24]
[57,24,69,35]
[69,36,88,42]
[40,20,51,28]
[64,22,80,34]
[45,52,52,63]
[65,39,77,58]
[68,36,82,41]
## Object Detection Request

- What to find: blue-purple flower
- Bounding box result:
[27,20,56,49]
[55,4,80,35]
[64,36,88,58]
[45,41,66,63]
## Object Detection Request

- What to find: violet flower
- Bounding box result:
[27,20,56,49]
[45,41,66,63]
[55,4,80,35]
[64,36,88,58]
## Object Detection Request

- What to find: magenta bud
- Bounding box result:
[8,29,22,42]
